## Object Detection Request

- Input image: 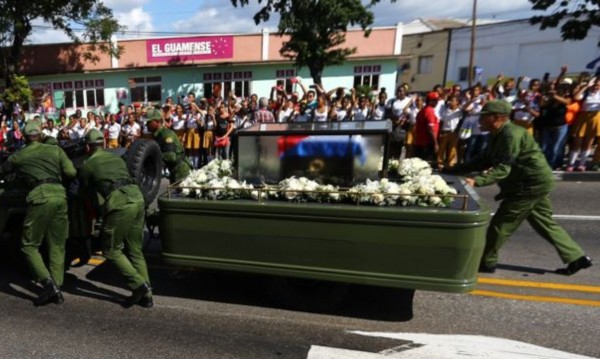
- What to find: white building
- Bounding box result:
[446,19,600,87]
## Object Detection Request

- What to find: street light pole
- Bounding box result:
[468,0,477,88]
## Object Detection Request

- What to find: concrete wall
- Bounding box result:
[399,30,450,92]
[447,19,600,87]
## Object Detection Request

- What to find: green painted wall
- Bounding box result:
[27,59,397,116]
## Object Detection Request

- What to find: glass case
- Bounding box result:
[236,121,392,186]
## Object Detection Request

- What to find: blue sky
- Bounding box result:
[29,0,539,44]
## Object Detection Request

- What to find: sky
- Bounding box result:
[28,0,540,44]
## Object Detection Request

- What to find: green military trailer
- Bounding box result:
[157,122,490,311]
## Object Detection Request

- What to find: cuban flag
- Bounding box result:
[277,135,367,164]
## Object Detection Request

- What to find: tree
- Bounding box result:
[0,74,32,107]
[0,0,124,109]
[530,0,600,42]
[231,0,382,86]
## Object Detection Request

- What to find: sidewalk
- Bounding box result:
[553,170,600,181]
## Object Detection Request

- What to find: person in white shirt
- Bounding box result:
[511,90,539,136]
[351,95,371,121]
[460,85,490,163]
[106,114,121,148]
[74,118,87,139]
[567,78,600,171]
[121,114,141,148]
[437,95,462,170]
[171,105,186,142]
[277,98,296,123]
[386,85,413,158]
[432,85,446,120]
[42,119,59,139]
[370,90,388,121]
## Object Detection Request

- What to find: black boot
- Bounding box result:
[138,295,154,308]
[556,256,593,275]
[124,282,152,308]
[34,278,63,307]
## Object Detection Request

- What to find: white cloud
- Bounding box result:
[115,7,154,38]
[27,18,74,45]
[370,0,535,26]
[103,0,149,13]
[171,1,279,34]
[28,28,73,45]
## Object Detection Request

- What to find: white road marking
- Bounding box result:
[490,213,600,221]
[332,331,595,359]
[552,214,600,221]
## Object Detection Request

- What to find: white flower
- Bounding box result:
[195,172,208,184]
[429,196,442,206]
[371,193,385,205]
[181,188,191,197]
[251,190,267,201]
[397,158,432,180]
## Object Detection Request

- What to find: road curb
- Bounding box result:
[553,171,600,182]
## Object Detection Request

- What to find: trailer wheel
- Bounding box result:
[124,139,163,206]
[264,277,349,311]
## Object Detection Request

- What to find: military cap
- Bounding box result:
[480,100,513,116]
[84,129,105,144]
[144,108,163,123]
[23,120,42,136]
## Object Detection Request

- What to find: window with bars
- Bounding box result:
[129,76,162,104]
[353,65,381,89]
[204,71,252,98]
[275,69,297,94]
[54,79,105,110]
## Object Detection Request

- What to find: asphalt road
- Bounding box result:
[0,180,599,359]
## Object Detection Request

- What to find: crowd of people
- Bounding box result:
[1,66,599,173]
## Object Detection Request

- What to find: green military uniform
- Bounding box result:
[79,130,151,298]
[43,135,59,146]
[453,101,585,269]
[0,122,76,288]
[145,108,191,184]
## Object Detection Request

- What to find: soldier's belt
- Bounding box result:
[98,179,135,198]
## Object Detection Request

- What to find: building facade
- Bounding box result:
[7,25,403,117]
[398,30,452,92]
[447,19,600,87]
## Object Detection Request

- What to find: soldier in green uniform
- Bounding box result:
[0,121,76,306]
[451,100,592,275]
[79,129,153,307]
[145,107,191,183]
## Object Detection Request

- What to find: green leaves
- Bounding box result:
[0,0,124,108]
[232,0,376,85]
[0,75,32,106]
[529,0,599,42]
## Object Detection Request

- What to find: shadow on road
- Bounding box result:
[85,261,414,322]
[496,263,556,275]
[1,240,414,322]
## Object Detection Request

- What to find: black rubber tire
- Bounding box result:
[264,277,350,311]
[124,139,163,206]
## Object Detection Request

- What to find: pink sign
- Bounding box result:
[146,36,234,63]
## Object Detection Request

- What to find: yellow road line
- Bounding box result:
[88,258,105,266]
[471,289,600,307]
[477,277,600,294]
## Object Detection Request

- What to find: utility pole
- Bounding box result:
[468,0,477,88]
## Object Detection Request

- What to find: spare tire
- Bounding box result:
[124,139,163,206]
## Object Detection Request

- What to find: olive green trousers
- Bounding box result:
[21,197,68,286]
[483,193,584,266]
[102,200,149,291]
